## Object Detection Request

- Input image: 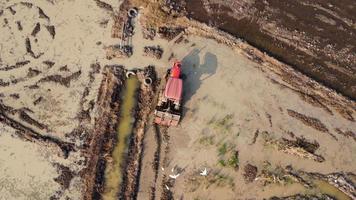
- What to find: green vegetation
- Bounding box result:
[199,135,215,146]
[217,142,239,170]
[208,173,235,188]
[218,143,228,156]
[227,153,239,168]
[218,159,226,167]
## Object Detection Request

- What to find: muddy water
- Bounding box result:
[313,180,352,200]
[102,77,139,200]
[183,0,356,100]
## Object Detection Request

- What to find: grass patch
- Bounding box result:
[218,143,228,156]
[218,159,226,167]
[209,114,234,134]
[199,135,215,146]
[227,153,239,168]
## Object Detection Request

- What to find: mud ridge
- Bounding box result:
[287,109,337,140]
[0,104,74,158]
[80,65,125,200]
[37,70,82,87]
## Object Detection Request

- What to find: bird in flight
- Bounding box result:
[200,168,208,176]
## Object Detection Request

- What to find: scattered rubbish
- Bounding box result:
[158,26,185,41]
[142,27,156,40]
[165,185,170,190]
[143,46,163,59]
[169,173,180,179]
[105,45,133,59]
[161,167,165,171]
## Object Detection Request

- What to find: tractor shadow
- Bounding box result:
[181,48,218,116]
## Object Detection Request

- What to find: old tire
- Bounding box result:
[144,77,152,86]
[126,70,136,78]
[128,8,138,18]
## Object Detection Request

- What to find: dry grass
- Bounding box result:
[130,0,175,28]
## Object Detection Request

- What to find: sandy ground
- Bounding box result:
[0,0,355,199]
[0,0,122,199]
[134,32,355,199]
[160,36,355,199]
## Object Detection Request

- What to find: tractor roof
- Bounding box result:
[164,77,183,101]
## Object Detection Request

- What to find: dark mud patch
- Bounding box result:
[144,46,164,59]
[25,37,44,58]
[158,26,185,40]
[31,22,41,37]
[54,165,74,190]
[0,103,75,158]
[263,132,325,162]
[45,25,56,39]
[93,0,113,12]
[287,109,336,140]
[43,60,55,68]
[27,67,41,78]
[37,70,81,87]
[270,194,335,200]
[38,7,49,20]
[0,60,30,71]
[243,164,258,183]
[335,128,356,142]
[19,110,47,130]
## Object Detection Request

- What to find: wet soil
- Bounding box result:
[180,0,356,100]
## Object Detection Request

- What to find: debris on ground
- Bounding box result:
[105,45,133,59]
[158,26,185,41]
[270,194,335,200]
[143,45,163,59]
[142,27,156,40]
[263,132,325,162]
[161,0,186,17]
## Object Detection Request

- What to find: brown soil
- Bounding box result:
[37,70,82,87]
[80,65,125,200]
[287,109,337,140]
[143,46,164,59]
[243,164,258,183]
[181,0,356,100]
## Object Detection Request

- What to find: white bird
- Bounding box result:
[161,167,165,171]
[169,173,180,179]
[171,167,175,173]
[165,185,170,190]
[200,168,208,176]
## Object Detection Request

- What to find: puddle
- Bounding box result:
[102,77,139,200]
[313,180,352,200]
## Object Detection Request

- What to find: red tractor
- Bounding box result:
[154,61,183,126]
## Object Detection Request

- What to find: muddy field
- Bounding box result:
[0,0,355,200]
[179,0,356,100]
